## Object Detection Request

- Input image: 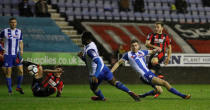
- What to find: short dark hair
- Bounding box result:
[81,31,92,41]
[131,39,139,44]
[9,17,16,22]
[155,21,164,27]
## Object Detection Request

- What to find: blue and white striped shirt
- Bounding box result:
[122,50,151,77]
[0,28,22,55]
[82,42,104,77]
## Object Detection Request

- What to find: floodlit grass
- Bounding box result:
[0,84,210,110]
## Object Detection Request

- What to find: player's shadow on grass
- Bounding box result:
[144,97,186,101]
[188,97,210,101]
[145,97,210,101]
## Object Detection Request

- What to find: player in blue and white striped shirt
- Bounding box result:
[111,39,191,99]
[0,18,24,95]
[78,32,140,101]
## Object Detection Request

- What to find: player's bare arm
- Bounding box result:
[148,49,161,55]
[145,40,162,51]
[111,59,125,73]
[164,44,172,65]
[43,68,63,73]
[77,51,83,58]
[20,41,23,56]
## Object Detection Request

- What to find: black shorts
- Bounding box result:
[32,78,56,97]
[148,55,164,75]
[33,87,55,97]
[0,61,3,67]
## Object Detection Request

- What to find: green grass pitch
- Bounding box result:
[0,84,210,110]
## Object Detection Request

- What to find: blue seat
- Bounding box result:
[0,16,80,52]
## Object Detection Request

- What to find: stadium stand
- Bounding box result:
[0,0,35,16]
[49,0,209,23]
[0,16,80,52]
[1,0,210,54]
[48,0,210,54]
[187,40,210,53]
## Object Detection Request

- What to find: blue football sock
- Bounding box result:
[169,88,186,98]
[116,81,129,93]
[95,89,105,99]
[17,76,23,88]
[6,78,12,92]
[141,90,155,97]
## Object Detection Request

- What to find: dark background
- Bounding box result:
[0,66,209,85]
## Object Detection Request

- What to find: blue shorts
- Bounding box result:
[141,71,157,84]
[89,65,114,86]
[3,55,22,67]
[97,65,113,81]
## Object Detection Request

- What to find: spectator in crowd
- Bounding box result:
[18,0,33,17]
[119,0,130,12]
[175,0,188,13]
[111,44,126,67]
[133,0,145,12]
[202,0,210,7]
[110,54,117,67]
[35,0,50,17]
[170,4,177,13]
[117,44,126,60]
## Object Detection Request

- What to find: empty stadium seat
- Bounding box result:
[0,16,80,52]
[46,0,209,23]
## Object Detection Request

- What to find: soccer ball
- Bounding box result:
[27,65,38,76]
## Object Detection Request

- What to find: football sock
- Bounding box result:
[116,81,129,93]
[17,76,23,88]
[141,90,155,97]
[6,78,12,92]
[169,88,186,98]
[94,89,105,99]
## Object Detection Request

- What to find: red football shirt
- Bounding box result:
[42,73,64,93]
[147,33,171,61]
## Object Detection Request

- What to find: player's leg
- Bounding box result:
[138,73,162,98]
[151,69,163,98]
[16,65,24,94]
[108,78,140,101]
[36,87,56,97]
[151,57,164,78]
[3,55,13,95]
[139,85,163,98]
[89,76,105,101]
[32,85,43,97]
[154,86,163,98]
[31,79,54,97]
[148,55,154,69]
[33,87,50,97]
[15,55,24,94]
[31,77,46,97]
[103,66,131,93]
[4,67,12,95]
[108,77,130,93]
[151,77,191,99]
[107,72,140,101]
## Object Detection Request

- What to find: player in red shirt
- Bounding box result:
[143,22,172,98]
[23,61,64,97]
